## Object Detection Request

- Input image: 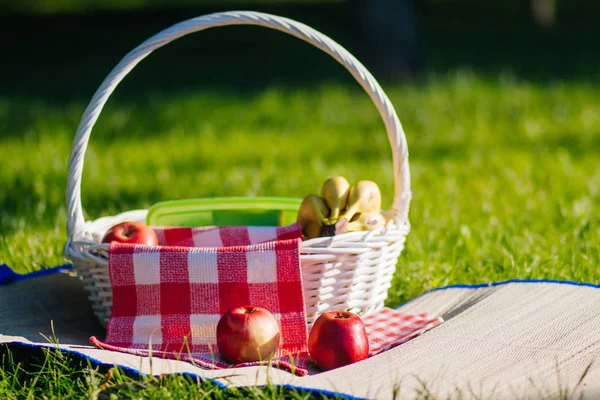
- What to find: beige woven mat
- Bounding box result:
[2,271,600,399]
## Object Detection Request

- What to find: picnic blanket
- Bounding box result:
[2,267,600,399]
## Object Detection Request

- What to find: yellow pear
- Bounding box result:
[320,176,350,222]
[347,211,386,232]
[304,221,323,240]
[297,194,330,239]
[339,180,381,222]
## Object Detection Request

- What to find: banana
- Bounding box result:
[320,176,350,222]
[297,194,330,239]
[339,180,382,222]
[347,211,386,232]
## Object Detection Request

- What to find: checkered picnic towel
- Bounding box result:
[90,223,310,375]
[153,224,303,248]
[363,308,444,356]
[90,223,444,375]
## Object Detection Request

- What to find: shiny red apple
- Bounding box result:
[216,306,281,364]
[308,310,369,370]
[101,221,159,246]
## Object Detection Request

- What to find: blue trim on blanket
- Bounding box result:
[434,278,600,290]
[1,340,147,381]
[4,263,598,292]
[397,278,600,309]
[1,340,363,398]
[277,384,364,399]
[0,263,73,285]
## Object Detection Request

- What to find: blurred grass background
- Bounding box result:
[1,0,599,306]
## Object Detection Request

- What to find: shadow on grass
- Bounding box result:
[0,3,358,105]
[1,2,600,109]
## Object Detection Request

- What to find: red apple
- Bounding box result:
[308,310,369,370]
[216,306,281,364]
[101,221,159,246]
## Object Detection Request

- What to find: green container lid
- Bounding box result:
[146,197,302,227]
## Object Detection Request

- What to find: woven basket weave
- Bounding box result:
[64,11,412,328]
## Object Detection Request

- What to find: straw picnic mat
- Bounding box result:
[2,269,600,399]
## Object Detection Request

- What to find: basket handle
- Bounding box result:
[66,11,411,239]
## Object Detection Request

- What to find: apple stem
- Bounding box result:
[335,313,350,319]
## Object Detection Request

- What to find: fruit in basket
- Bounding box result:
[319,217,350,237]
[297,194,330,239]
[347,211,386,232]
[298,178,384,238]
[303,221,323,240]
[216,305,281,363]
[308,310,369,370]
[101,221,159,246]
[320,176,350,222]
[339,180,382,222]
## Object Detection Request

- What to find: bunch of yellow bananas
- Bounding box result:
[297,176,386,239]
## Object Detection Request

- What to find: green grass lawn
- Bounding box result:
[1,70,599,397]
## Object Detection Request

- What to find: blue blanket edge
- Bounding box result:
[3,262,600,294]
[0,263,73,285]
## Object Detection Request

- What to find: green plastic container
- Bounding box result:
[146,197,302,227]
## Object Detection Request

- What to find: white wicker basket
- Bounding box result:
[64,11,412,328]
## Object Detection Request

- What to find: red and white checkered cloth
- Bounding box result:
[90,223,444,375]
[363,308,444,356]
[152,224,303,248]
[91,223,310,375]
